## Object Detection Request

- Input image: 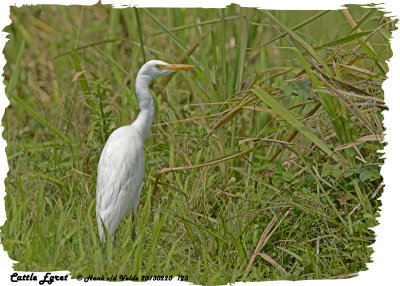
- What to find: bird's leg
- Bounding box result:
[131,212,136,240]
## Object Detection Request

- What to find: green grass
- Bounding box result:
[1,3,395,284]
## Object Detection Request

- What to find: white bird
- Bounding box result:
[96,60,194,243]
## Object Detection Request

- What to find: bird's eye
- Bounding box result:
[155,64,161,69]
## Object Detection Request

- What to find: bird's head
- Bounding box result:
[138,60,194,80]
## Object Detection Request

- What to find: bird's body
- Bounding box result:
[96,126,145,242]
[96,60,193,243]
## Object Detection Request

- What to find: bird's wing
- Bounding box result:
[96,127,145,237]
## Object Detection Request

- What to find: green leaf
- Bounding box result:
[282,171,293,182]
[279,81,293,97]
[360,169,381,182]
[272,78,283,89]
[275,160,285,173]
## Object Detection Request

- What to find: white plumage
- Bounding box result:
[96,60,194,243]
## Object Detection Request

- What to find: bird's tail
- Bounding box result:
[96,210,106,243]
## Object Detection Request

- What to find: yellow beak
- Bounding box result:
[161,64,195,71]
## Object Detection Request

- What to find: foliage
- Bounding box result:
[1,3,395,284]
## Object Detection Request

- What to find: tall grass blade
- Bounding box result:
[257,10,330,48]
[70,48,90,94]
[356,39,379,61]
[176,214,228,244]
[244,208,291,277]
[106,9,122,85]
[253,88,338,161]
[6,38,25,95]
[134,7,146,63]
[194,11,215,99]
[142,8,187,53]
[318,30,373,48]
[149,15,240,36]
[170,192,198,246]
[353,180,374,216]
[133,186,152,276]
[144,209,166,273]
[9,94,71,143]
[348,8,376,35]
[341,8,387,73]
[306,243,321,279]
[220,9,227,100]
[261,10,333,77]
[258,253,289,276]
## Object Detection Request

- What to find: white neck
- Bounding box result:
[132,74,155,141]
